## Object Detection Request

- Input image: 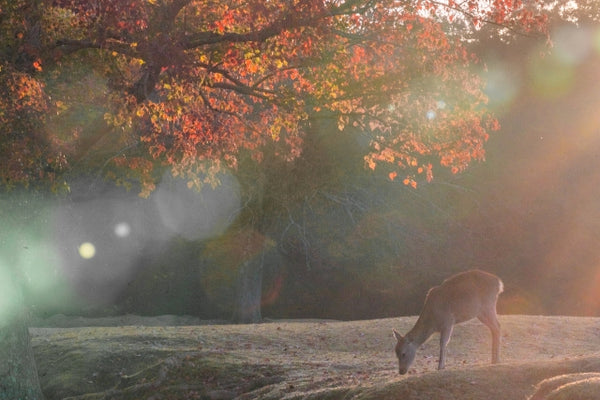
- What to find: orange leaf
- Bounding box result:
[33,59,42,72]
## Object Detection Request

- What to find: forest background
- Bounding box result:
[2,0,600,326]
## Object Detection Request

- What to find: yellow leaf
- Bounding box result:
[337,115,348,131]
[365,157,376,170]
[55,100,66,111]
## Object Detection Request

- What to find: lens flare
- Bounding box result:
[553,25,592,66]
[484,60,520,109]
[154,172,240,241]
[582,267,600,315]
[78,242,96,259]
[0,262,19,322]
[20,242,62,294]
[50,188,169,307]
[594,28,600,54]
[528,52,574,98]
[114,222,131,238]
[262,274,284,307]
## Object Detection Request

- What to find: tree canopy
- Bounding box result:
[0,0,549,195]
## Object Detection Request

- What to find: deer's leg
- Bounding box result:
[478,310,501,364]
[438,325,453,370]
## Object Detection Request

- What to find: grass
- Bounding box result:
[30,315,600,399]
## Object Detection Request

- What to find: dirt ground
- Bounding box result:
[30,315,600,399]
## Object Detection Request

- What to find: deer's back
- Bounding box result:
[425,269,502,325]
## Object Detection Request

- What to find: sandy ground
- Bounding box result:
[30,315,600,399]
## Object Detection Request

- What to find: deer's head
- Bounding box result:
[393,329,418,375]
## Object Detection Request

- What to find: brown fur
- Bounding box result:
[393,269,503,374]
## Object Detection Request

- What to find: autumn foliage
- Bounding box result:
[0,0,548,192]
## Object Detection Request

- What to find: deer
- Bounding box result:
[393,269,503,375]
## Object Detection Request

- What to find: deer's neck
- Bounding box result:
[407,314,436,345]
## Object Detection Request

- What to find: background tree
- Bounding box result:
[0,0,550,397]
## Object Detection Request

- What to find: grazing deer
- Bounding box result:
[393,269,503,374]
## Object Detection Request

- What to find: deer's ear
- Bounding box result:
[393,329,403,341]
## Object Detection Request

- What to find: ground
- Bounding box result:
[30,315,600,399]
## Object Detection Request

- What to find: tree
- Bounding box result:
[3,0,549,189]
[0,0,549,397]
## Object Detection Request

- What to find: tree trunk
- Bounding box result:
[231,251,264,324]
[0,272,44,400]
[230,159,269,324]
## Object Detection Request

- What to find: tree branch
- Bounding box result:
[429,0,545,38]
[180,0,377,50]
